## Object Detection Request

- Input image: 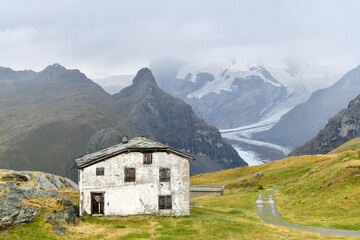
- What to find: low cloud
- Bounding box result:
[0,0,359,76]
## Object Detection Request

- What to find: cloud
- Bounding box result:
[0,0,359,76]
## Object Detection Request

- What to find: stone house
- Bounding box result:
[75,136,195,217]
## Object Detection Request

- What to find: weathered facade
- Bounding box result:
[75,137,194,217]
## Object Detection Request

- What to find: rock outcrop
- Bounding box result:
[0,170,79,234]
[290,94,360,156]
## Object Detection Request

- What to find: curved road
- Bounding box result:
[256,188,360,237]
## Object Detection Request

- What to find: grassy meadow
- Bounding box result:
[2,139,360,239]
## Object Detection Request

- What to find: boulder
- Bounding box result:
[60,198,73,207]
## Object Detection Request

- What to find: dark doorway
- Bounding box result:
[91,193,104,215]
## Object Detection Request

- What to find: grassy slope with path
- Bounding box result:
[2,140,360,239]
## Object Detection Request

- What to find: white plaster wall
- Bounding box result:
[79,152,190,216]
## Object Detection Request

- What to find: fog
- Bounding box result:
[1,0,359,77]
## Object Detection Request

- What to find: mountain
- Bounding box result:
[153,63,300,129]
[0,64,245,181]
[87,68,245,175]
[256,65,360,150]
[0,64,119,180]
[151,60,344,165]
[290,94,360,156]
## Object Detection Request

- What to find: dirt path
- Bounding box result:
[256,188,360,237]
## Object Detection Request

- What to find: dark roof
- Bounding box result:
[75,137,195,168]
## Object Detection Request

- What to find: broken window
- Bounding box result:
[159,168,171,182]
[96,167,104,176]
[125,168,135,182]
[143,153,152,164]
[158,195,172,210]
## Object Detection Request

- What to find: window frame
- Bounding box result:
[159,168,171,182]
[158,195,172,210]
[96,167,104,176]
[124,167,136,182]
[143,152,153,164]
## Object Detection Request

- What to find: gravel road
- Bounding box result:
[256,188,360,237]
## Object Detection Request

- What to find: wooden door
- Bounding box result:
[91,193,104,214]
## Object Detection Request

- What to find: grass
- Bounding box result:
[329,137,360,154]
[191,150,360,232]
[2,189,356,239]
[2,140,360,239]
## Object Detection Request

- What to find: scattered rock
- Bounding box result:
[47,217,57,227]
[190,201,197,206]
[244,182,255,187]
[60,198,73,207]
[327,181,336,187]
[55,227,66,235]
[253,173,264,179]
[67,205,79,223]
[0,226,8,233]
[44,205,79,236]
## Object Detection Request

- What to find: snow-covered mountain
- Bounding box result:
[151,61,345,166]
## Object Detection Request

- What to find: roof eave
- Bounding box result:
[76,147,195,169]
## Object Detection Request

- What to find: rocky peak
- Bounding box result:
[0,66,14,74]
[132,67,158,87]
[114,67,159,98]
[43,63,66,71]
[35,64,105,94]
[0,66,36,81]
[39,63,85,79]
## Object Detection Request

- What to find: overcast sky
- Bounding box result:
[1,0,360,78]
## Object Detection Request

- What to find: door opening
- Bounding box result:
[91,193,104,215]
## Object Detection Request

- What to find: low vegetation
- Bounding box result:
[2,140,360,239]
[329,137,360,154]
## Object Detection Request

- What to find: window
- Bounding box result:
[158,195,172,210]
[125,168,135,182]
[143,153,152,164]
[96,167,104,176]
[159,168,171,182]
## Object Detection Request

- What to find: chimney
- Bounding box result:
[122,135,128,144]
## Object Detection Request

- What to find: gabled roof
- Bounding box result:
[75,137,195,169]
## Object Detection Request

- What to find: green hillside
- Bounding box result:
[329,137,360,154]
[192,149,360,231]
[2,140,360,239]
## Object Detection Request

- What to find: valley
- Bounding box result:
[2,2,359,239]
[151,61,347,165]
[2,138,360,239]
